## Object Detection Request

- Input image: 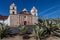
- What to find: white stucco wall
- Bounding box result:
[0,19,8,25]
[4,19,8,25]
[7,16,10,26]
[0,20,3,24]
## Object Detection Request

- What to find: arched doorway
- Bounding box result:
[24,21,27,25]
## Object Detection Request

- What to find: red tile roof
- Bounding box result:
[18,11,32,15]
[0,15,8,20]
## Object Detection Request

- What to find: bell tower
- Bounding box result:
[10,3,17,15]
[31,6,37,16]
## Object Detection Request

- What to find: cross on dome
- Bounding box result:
[31,6,37,12]
[23,8,27,11]
[32,6,36,10]
[11,3,15,6]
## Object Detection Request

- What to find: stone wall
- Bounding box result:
[9,15,19,27]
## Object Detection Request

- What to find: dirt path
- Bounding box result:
[1,35,60,40]
[47,36,60,40]
[1,35,22,40]
[1,35,35,40]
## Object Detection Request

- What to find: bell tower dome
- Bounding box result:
[10,3,17,15]
[31,6,37,16]
[22,8,27,12]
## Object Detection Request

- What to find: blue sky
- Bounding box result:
[0,0,60,19]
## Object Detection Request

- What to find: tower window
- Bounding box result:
[13,7,14,10]
[13,12,14,14]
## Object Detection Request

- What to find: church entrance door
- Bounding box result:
[24,21,27,25]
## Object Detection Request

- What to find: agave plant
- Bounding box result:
[33,25,44,40]
[0,24,9,39]
[19,25,27,35]
[53,23,60,37]
[44,19,60,37]
[33,19,60,40]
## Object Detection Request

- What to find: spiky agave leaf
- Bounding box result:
[33,25,44,40]
[20,25,27,34]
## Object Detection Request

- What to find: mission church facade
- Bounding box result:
[0,3,38,26]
